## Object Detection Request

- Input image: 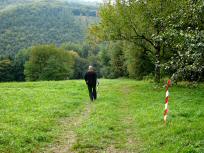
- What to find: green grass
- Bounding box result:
[0,79,204,153]
[73,80,204,153]
[0,81,88,153]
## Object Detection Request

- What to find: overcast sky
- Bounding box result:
[74,0,104,3]
[65,0,106,4]
[84,0,103,1]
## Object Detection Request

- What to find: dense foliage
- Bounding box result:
[0,58,14,82]
[160,0,204,82]
[24,45,74,81]
[89,0,204,82]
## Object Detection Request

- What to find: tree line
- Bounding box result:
[0,0,203,82]
[0,42,98,81]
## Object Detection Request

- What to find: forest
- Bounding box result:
[0,0,99,81]
[0,0,98,56]
[0,0,203,83]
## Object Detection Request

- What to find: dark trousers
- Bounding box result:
[88,85,97,101]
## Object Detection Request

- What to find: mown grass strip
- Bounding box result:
[72,79,140,153]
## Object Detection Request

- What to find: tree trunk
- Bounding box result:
[155,45,161,83]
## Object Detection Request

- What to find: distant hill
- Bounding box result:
[0,0,33,9]
[0,0,98,57]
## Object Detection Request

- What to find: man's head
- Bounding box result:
[88,65,94,71]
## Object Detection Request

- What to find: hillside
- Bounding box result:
[0,0,98,57]
[0,0,32,8]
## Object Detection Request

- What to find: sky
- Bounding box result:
[69,0,104,3]
[84,0,103,1]
[83,0,103,1]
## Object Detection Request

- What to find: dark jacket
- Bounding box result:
[84,70,97,86]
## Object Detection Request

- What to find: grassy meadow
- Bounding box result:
[0,80,203,153]
[0,81,87,153]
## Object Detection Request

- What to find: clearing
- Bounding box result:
[0,80,203,153]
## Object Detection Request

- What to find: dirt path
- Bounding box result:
[45,86,139,153]
[44,102,92,153]
[119,86,140,153]
[103,86,140,153]
[121,108,140,153]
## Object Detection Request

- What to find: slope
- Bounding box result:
[0,0,98,57]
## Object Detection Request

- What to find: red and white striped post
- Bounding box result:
[164,79,171,124]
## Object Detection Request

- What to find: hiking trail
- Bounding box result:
[45,102,92,153]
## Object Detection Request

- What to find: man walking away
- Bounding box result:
[84,66,97,101]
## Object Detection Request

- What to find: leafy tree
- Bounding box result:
[89,0,185,82]
[109,41,127,78]
[61,42,82,55]
[24,45,74,81]
[98,45,112,78]
[13,48,31,81]
[160,0,204,81]
[61,43,91,79]
[71,56,89,79]
[0,58,14,82]
[124,42,154,79]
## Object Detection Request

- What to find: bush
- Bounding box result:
[24,44,74,81]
